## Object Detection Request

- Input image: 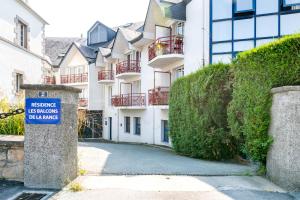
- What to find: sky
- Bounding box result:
[28,0,149,38]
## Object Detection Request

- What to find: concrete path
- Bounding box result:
[78,142,257,176]
[50,175,298,200]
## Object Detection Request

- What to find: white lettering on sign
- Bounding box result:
[31,103,57,108]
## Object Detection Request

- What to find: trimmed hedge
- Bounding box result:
[228,34,300,164]
[169,63,237,160]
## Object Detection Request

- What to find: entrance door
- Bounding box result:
[108,117,112,140]
[162,120,169,143]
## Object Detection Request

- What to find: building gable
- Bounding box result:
[87,21,116,46]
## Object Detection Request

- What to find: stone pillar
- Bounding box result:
[267,86,300,191]
[21,84,81,189]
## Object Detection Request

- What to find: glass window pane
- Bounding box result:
[234,40,254,52]
[236,0,253,11]
[285,0,300,6]
[281,13,300,35]
[213,43,232,53]
[256,15,278,38]
[212,54,232,64]
[234,18,254,40]
[213,21,232,41]
[256,39,275,47]
[257,0,278,14]
[213,0,232,19]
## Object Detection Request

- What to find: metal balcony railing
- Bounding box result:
[60,73,88,84]
[111,93,146,107]
[116,60,141,75]
[148,87,170,106]
[148,35,184,61]
[98,70,114,81]
[43,76,56,85]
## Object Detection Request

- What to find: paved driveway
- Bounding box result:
[78,142,257,176]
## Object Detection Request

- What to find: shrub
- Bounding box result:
[0,98,24,135]
[228,34,300,164]
[69,182,83,192]
[169,63,237,160]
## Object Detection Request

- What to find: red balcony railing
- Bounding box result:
[111,93,146,107]
[148,87,170,106]
[60,73,88,84]
[148,35,184,61]
[44,76,56,85]
[98,70,114,81]
[79,98,88,108]
[116,60,141,75]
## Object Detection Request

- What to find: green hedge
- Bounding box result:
[228,34,300,164]
[169,63,237,160]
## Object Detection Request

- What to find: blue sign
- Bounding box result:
[25,98,61,125]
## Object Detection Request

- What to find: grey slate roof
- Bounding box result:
[164,1,186,21]
[45,37,86,67]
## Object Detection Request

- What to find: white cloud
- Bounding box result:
[28,0,148,37]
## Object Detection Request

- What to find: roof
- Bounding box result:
[112,22,144,32]
[76,43,97,63]
[45,37,86,67]
[164,1,186,21]
[119,27,142,42]
[16,0,49,24]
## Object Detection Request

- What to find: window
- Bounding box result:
[161,120,169,143]
[176,22,184,36]
[134,117,141,135]
[175,66,184,79]
[281,0,300,11]
[125,117,130,133]
[17,20,28,48]
[16,73,23,93]
[234,0,255,17]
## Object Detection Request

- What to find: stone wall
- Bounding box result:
[0,135,24,182]
[267,86,300,191]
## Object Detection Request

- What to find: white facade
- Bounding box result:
[100,0,190,146]
[0,0,48,101]
[184,0,210,74]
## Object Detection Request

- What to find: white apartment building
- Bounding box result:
[0,0,48,102]
[55,0,300,145]
[99,0,190,146]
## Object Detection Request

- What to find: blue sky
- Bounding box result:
[29,0,149,37]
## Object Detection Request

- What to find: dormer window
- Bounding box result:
[281,0,300,11]
[17,19,28,48]
[234,0,255,17]
[88,24,108,45]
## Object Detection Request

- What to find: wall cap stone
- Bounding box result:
[271,86,300,94]
[21,84,82,93]
[0,136,24,147]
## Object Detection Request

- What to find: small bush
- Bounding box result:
[69,182,83,192]
[0,98,24,135]
[169,63,237,160]
[228,34,300,164]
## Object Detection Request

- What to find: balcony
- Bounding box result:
[44,76,56,85]
[98,70,114,84]
[148,35,184,68]
[60,73,88,85]
[148,87,169,108]
[111,93,146,109]
[116,60,141,80]
[79,98,88,108]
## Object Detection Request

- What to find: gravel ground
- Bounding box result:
[78,142,257,176]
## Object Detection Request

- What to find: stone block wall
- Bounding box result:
[267,86,300,191]
[0,136,24,182]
